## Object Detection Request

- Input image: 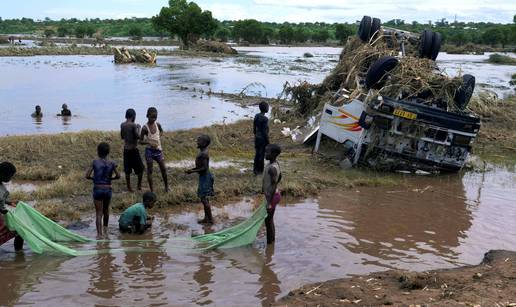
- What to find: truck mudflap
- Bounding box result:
[314,100,365,152]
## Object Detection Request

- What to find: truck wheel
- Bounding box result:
[358,16,372,42]
[366,56,399,89]
[454,74,475,110]
[419,30,433,59]
[430,32,442,61]
[371,18,381,39]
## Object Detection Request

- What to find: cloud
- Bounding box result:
[43,8,148,19]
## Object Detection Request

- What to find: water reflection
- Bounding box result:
[193,254,214,305]
[257,244,281,306]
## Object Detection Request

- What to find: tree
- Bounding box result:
[233,19,265,44]
[214,27,230,42]
[311,28,329,43]
[152,0,217,48]
[85,25,96,38]
[278,24,294,44]
[75,25,87,38]
[128,25,143,40]
[44,28,55,38]
[335,24,353,43]
[57,25,69,37]
[482,27,504,46]
[293,27,309,43]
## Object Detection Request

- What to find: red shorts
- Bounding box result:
[269,191,281,211]
[0,215,15,246]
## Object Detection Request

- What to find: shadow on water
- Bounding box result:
[1,165,516,305]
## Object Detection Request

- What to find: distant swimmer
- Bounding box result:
[58,103,72,117]
[31,105,43,118]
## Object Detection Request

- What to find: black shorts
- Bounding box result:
[123,148,145,175]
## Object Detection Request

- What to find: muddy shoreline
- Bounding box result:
[275,250,516,306]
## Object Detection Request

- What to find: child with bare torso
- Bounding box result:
[121,108,144,192]
[140,107,169,192]
[185,135,214,224]
[263,144,282,244]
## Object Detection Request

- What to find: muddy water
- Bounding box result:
[1,47,513,135]
[1,165,516,306]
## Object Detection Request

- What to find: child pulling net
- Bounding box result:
[4,202,267,257]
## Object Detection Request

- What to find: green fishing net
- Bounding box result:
[4,202,267,257]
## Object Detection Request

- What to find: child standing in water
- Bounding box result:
[253,101,270,175]
[185,135,214,224]
[121,108,144,192]
[262,144,282,244]
[0,162,24,251]
[85,143,120,237]
[140,107,169,192]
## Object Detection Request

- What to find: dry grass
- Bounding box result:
[1,120,399,222]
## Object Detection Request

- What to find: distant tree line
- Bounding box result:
[0,4,515,48]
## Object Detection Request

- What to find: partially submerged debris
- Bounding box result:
[113,47,157,64]
[192,40,238,55]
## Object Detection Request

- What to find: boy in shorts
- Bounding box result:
[263,144,282,244]
[121,108,144,192]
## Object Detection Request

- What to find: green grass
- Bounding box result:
[486,54,516,65]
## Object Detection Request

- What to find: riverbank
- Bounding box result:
[275,249,516,306]
[1,119,398,222]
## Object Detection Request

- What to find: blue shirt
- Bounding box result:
[91,159,116,185]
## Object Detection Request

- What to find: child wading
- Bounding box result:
[85,142,120,237]
[263,144,282,244]
[121,108,144,192]
[186,135,214,224]
[253,101,270,175]
[119,192,156,234]
[140,107,169,192]
[0,162,24,251]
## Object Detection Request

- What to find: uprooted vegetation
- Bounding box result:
[281,36,468,118]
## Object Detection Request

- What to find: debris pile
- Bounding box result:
[283,31,470,117]
[192,41,238,55]
[113,47,157,64]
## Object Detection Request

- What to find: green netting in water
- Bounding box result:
[5,202,267,257]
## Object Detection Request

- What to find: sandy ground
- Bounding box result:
[275,250,516,306]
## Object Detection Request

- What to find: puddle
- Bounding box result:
[2,165,516,305]
[5,181,47,193]
[166,159,249,173]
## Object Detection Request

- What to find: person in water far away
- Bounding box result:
[31,105,43,118]
[185,134,215,225]
[59,103,71,116]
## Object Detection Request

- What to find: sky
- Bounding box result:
[0,0,514,24]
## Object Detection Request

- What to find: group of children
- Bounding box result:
[0,101,282,250]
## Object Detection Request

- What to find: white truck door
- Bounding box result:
[315,100,365,152]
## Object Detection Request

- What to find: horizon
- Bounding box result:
[0,0,515,24]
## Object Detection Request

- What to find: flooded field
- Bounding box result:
[0,47,514,135]
[1,164,515,306]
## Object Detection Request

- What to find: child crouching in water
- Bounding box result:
[85,142,120,237]
[185,135,214,224]
[263,144,282,244]
[119,191,156,234]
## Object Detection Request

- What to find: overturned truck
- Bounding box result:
[312,16,480,172]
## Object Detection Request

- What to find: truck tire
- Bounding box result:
[371,18,381,39]
[430,32,442,61]
[419,30,433,59]
[454,74,475,110]
[366,56,399,89]
[358,16,372,42]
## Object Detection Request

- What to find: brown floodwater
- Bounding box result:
[1,165,516,306]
